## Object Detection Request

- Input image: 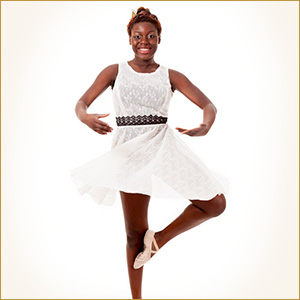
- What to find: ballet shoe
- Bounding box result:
[133,230,159,269]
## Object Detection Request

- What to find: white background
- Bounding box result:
[1,1,299,299]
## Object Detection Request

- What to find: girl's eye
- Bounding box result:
[148,34,155,39]
[134,35,141,39]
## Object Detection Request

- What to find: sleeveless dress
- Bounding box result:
[71,62,226,205]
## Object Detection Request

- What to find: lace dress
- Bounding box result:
[71,62,226,205]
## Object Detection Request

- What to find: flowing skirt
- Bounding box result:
[71,124,227,205]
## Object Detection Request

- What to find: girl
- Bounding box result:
[71,7,226,299]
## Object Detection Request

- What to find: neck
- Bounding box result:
[131,57,156,67]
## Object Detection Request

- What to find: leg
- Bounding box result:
[154,194,226,252]
[120,191,150,299]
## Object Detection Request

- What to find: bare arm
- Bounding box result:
[169,69,217,136]
[76,64,118,135]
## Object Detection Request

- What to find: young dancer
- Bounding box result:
[71,7,226,299]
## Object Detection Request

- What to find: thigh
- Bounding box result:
[120,191,151,234]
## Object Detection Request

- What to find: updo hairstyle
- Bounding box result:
[127,7,162,37]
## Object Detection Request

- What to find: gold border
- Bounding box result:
[0,1,299,300]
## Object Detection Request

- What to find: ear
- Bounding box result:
[129,36,132,45]
[158,36,161,44]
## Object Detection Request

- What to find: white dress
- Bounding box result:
[71,62,226,205]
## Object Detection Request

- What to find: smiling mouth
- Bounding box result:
[139,48,151,54]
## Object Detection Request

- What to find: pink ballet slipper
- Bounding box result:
[133,230,159,269]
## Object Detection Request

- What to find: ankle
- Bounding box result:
[154,231,165,249]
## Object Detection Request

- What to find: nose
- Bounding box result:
[140,35,149,44]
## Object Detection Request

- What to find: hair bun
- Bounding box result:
[127,7,161,37]
[136,7,151,15]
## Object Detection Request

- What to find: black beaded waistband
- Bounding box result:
[116,115,168,126]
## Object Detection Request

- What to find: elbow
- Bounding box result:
[76,99,89,108]
[213,104,217,114]
[203,102,217,114]
[75,99,88,116]
[75,99,81,112]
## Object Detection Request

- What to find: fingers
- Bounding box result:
[93,121,112,130]
[176,127,191,135]
[175,125,209,136]
[95,130,109,135]
[181,129,195,136]
[97,113,110,118]
[175,127,187,133]
[93,126,113,135]
[93,115,113,135]
[93,125,110,135]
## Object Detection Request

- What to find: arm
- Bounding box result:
[76,64,118,135]
[169,69,217,136]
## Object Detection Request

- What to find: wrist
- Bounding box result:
[199,123,209,128]
[204,122,213,129]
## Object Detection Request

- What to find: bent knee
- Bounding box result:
[208,194,226,217]
[126,230,146,249]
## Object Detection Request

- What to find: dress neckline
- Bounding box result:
[126,62,161,75]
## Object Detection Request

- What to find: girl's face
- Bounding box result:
[129,22,161,61]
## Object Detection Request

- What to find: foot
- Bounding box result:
[133,230,159,269]
[150,232,162,258]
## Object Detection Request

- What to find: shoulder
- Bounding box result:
[168,68,191,92]
[95,64,119,89]
[101,63,119,79]
[168,68,190,81]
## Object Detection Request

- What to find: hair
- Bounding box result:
[127,7,162,37]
